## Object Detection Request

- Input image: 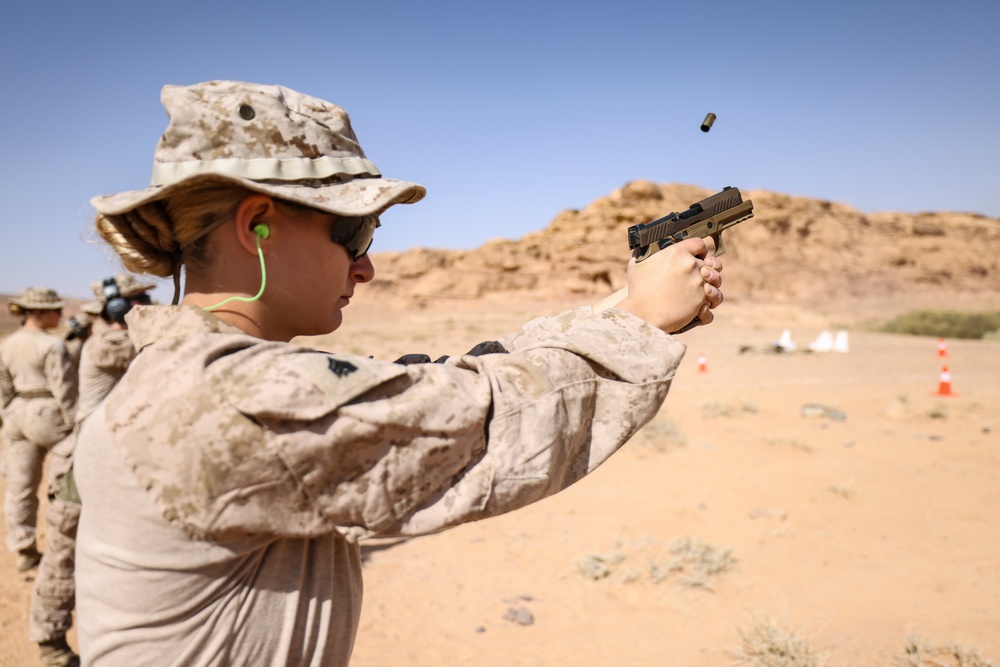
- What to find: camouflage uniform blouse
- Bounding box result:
[74,304,685,666]
[0,328,77,443]
[75,328,137,424]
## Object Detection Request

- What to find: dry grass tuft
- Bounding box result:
[926,404,949,420]
[733,615,823,667]
[576,537,736,590]
[575,551,626,580]
[827,483,855,499]
[655,537,738,590]
[762,436,813,453]
[702,400,759,419]
[883,635,998,667]
[878,310,1000,340]
[637,417,687,450]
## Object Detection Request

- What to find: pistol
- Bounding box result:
[627,186,754,333]
[628,186,754,262]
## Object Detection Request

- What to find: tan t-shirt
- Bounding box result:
[74,304,684,666]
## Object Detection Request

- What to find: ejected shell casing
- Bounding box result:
[700,112,716,132]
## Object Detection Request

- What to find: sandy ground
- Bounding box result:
[1,297,998,666]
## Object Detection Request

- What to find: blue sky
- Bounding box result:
[2,0,998,302]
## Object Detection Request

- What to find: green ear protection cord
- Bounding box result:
[203,224,269,312]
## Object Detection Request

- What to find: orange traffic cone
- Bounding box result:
[937,338,948,358]
[935,364,956,396]
[697,353,708,373]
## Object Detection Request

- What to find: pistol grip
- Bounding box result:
[671,316,701,335]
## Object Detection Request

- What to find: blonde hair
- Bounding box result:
[94,177,252,277]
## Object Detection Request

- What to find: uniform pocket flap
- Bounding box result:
[221,350,407,422]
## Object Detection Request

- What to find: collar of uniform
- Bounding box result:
[126,305,250,352]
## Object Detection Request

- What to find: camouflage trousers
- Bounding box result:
[28,496,80,642]
[28,438,80,644]
[2,434,47,551]
[2,400,70,553]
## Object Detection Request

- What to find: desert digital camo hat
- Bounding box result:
[9,287,64,312]
[79,301,104,316]
[94,274,156,300]
[82,274,156,313]
[90,81,426,218]
[75,311,95,325]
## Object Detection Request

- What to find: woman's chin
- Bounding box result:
[314,312,344,337]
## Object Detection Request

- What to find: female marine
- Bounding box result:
[74,80,723,666]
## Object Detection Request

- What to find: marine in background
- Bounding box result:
[0,288,77,573]
[27,275,154,667]
[62,312,94,370]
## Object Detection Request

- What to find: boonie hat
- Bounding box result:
[80,301,104,316]
[93,274,157,301]
[73,311,97,326]
[9,287,64,313]
[90,81,426,219]
[82,274,156,313]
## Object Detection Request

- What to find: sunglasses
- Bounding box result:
[330,215,380,261]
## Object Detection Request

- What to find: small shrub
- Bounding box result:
[576,537,736,589]
[660,537,737,590]
[576,551,626,580]
[827,484,854,499]
[703,400,759,418]
[927,403,949,420]
[734,615,822,667]
[763,436,813,453]
[885,634,998,667]
[878,310,1000,339]
[638,417,687,450]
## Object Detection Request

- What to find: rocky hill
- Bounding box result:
[366,181,999,314]
[4,182,998,335]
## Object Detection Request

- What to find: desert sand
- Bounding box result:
[1,183,998,666]
[325,298,1000,667]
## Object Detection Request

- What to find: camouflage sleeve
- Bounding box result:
[64,337,84,370]
[106,307,683,542]
[0,349,13,410]
[378,307,684,536]
[45,340,78,428]
[90,331,137,373]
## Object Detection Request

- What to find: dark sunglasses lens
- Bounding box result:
[331,216,378,260]
[350,235,374,261]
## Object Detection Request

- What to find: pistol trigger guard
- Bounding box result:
[712,233,725,256]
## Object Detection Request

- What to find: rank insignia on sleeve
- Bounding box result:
[328,357,359,377]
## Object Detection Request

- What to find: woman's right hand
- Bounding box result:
[616,238,724,334]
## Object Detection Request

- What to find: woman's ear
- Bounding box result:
[234,194,275,254]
